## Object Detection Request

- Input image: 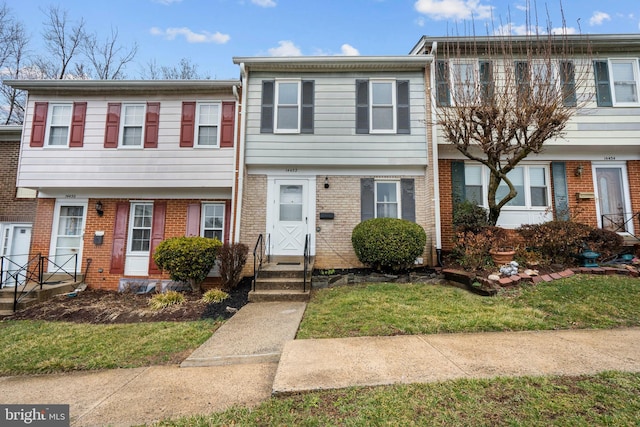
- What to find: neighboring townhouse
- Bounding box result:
[4,80,241,290]
[411,34,640,253]
[0,125,37,287]
[232,56,436,270]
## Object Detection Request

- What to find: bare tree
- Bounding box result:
[38,5,87,79]
[0,2,29,124]
[84,27,138,79]
[434,30,590,225]
[141,57,210,80]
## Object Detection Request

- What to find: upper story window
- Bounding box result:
[436,60,493,107]
[196,103,220,147]
[515,60,576,107]
[260,80,314,134]
[356,79,410,134]
[120,104,145,147]
[46,104,72,147]
[201,203,224,241]
[593,59,640,107]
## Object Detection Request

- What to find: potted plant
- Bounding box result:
[487,227,516,265]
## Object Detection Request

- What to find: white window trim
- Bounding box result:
[119,103,146,148]
[274,79,301,134]
[608,58,640,107]
[44,103,72,148]
[466,163,552,211]
[195,101,222,148]
[374,180,401,218]
[200,202,225,241]
[127,201,153,254]
[369,79,397,134]
[450,60,480,105]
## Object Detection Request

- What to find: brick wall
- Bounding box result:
[438,159,455,251]
[627,160,640,234]
[564,160,598,227]
[238,174,267,277]
[0,141,36,223]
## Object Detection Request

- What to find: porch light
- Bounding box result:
[324,176,330,189]
[95,200,104,216]
[575,164,583,177]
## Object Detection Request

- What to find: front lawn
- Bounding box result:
[297,274,640,339]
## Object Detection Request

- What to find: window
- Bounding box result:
[46,104,72,146]
[451,61,477,101]
[201,203,224,240]
[196,103,220,146]
[356,80,410,134]
[463,165,550,209]
[375,181,400,218]
[120,104,145,147]
[261,80,314,134]
[436,60,493,106]
[129,203,153,252]
[370,81,396,132]
[593,59,640,107]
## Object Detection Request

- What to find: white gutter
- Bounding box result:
[233,64,248,243]
[430,42,443,264]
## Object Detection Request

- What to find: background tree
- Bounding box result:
[435,30,590,225]
[141,57,210,80]
[37,5,88,79]
[84,27,138,80]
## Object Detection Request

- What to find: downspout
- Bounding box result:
[232,63,248,243]
[430,42,443,267]
[230,84,241,242]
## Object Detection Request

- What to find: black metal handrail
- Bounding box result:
[1,253,79,312]
[601,212,640,241]
[303,234,310,292]
[253,234,264,292]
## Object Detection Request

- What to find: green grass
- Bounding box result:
[151,371,640,426]
[0,320,219,376]
[297,274,640,339]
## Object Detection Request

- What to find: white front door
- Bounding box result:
[50,201,87,273]
[273,180,308,256]
[1,225,32,287]
[594,164,633,233]
[125,202,153,276]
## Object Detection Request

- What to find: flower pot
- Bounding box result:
[489,249,516,265]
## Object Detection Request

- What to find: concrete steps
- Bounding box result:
[249,257,312,302]
[0,277,83,315]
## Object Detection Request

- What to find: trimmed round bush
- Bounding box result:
[352,218,426,272]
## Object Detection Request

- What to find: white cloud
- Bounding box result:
[268,40,302,56]
[416,17,425,27]
[252,0,276,7]
[414,0,493,20]
[339,44,360,56]
[494,23,578,36]
[153,0,183,4]
[589,11,611,26]
[551,27,577,35]
[150,27,230,44]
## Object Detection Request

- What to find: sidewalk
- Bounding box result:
[1,300,639,426]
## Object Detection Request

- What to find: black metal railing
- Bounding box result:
[601,212,640,241]
[303,234,311,292]
[1,253,78,312]
[252,234,270,292]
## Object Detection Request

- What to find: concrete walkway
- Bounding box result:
[1,301,640,426]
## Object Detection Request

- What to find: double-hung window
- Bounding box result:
[370,80,396,133]
[451,61,478,101]
[375,181,400,218]
[260,80,314,134]
[275,80,301,133]
[196,103,220,147]
[610,59,639,105]
[201,203,224,241]
[436,60,493,106]
[129,203,153,252]
[120,104,145,147]
[46,104,72,147]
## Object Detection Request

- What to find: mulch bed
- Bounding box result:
[1,279,251,324]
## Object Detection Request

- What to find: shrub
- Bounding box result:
[584,228,624,261]
[153,236,222,293]
[218,243,249,291]
[351,218,426,272]
[453,200,489,233]
[148,291,185,310]
[451,229,494,271]
[517,220,592,265]
[202,289,229,303]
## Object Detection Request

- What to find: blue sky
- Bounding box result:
[9,0,640,79]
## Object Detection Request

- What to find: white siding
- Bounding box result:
[244,71,428,166]
[18,95,236,189]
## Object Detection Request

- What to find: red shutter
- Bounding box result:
[180,102,196,147]
[220,101,235,148]
[69,102,87,147]
[148,202,167,274]
[224,200,232,244]
[186,203,201,236]
[144,102,160,148]
[30,102,48,147]
[110,203,129,274]
[104,103,121,148]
